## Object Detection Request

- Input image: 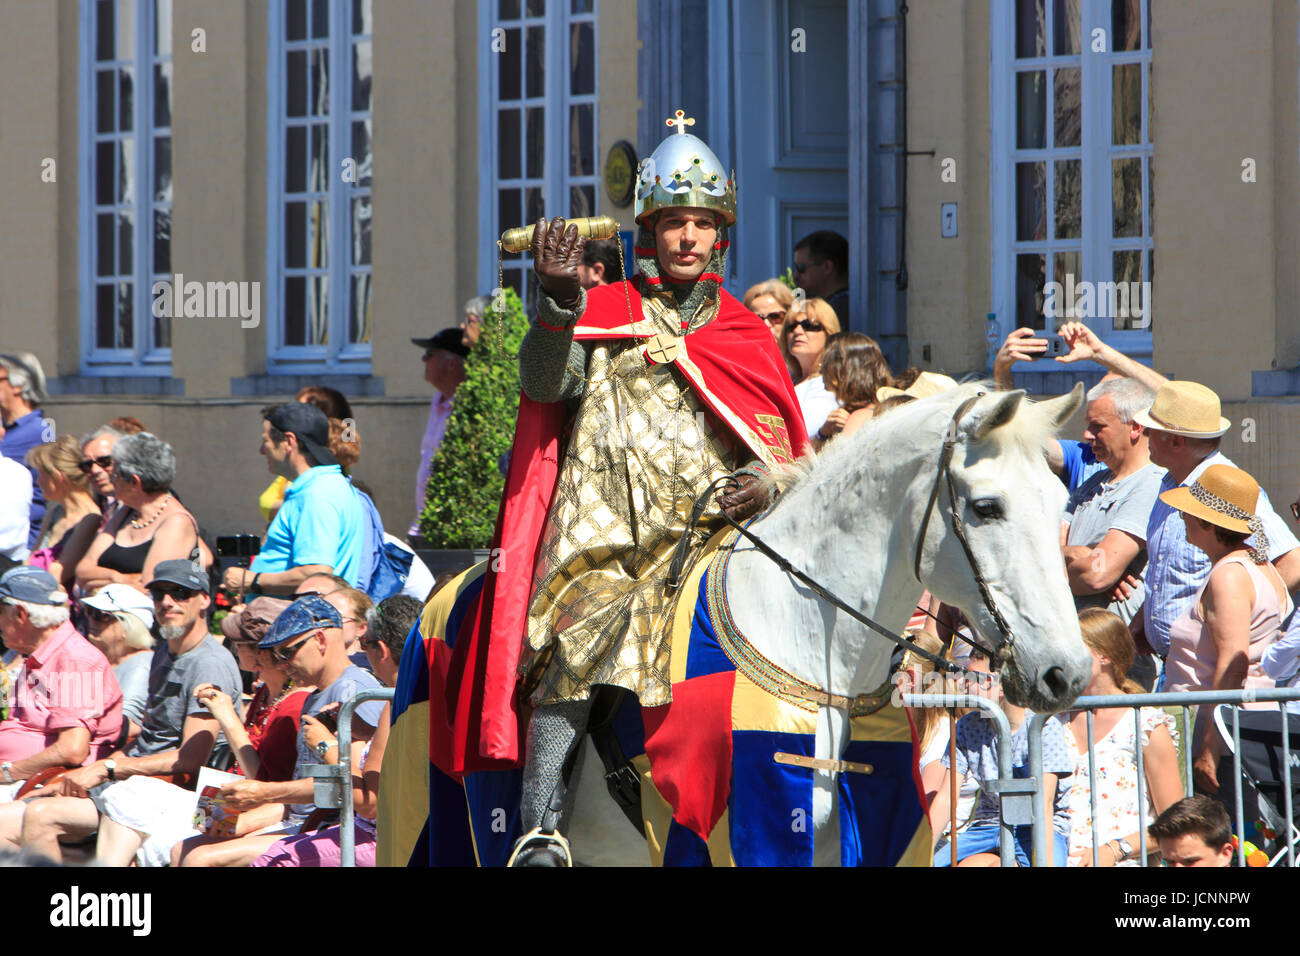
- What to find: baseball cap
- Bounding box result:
[258,595,342,649]
[221,596,293,645]
[265,402,339,467]
[0,566,68,606]
[410,327,470,358]
[82,584,155,630]
[147,559,209,593]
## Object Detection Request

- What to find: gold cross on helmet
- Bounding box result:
[665,110,696,135]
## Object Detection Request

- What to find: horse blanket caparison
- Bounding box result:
[380,530,931,866]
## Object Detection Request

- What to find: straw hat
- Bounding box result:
[1159,464,1263,539]
[877,371,959,403]
[1133,381,1230,438]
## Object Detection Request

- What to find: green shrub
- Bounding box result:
[419,289,528,548]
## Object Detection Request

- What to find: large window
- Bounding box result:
[479,0,598,313]
[266,0,373,371]
[991,0,1153,359]
[79,0,174,374]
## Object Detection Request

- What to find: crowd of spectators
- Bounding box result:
[0,345,449,867]
[2,258,1297,869]
[721,293,1300,866]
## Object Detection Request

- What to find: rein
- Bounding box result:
[667,393,1015,687]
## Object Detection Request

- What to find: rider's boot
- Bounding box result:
[509,698,592,867]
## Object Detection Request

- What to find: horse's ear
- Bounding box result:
[965,389,1024,442]
[1036,382,1086,430]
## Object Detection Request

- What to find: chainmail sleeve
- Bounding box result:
[519,290,589,404]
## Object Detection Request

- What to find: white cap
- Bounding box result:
[81,584,155,631]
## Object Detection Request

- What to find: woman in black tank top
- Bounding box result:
[76,433,210,592]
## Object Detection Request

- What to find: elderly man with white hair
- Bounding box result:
[0,352,48,548]
[0,567,122,793]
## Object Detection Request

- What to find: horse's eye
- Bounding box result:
[972,498,1004,520]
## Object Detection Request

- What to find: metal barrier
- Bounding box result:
[1026,687,1300,868]
[901,693,1024,867]
[306,687,394,868]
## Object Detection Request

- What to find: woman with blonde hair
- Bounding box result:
[81,584,157,746]
[813,332,894,446]
[779,296,841,437]
[25,436,102,588]
[901,635,989,860]
[1065,607,1183,866]
[741,279,794,341]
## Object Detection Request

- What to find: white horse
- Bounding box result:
[567,382,1092,865]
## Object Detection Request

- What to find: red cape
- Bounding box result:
[432,281,810,774]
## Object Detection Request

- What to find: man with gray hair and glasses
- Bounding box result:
[1061,377,1165,623]
[0,352,48,547]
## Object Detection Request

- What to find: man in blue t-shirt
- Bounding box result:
[222,403,365,596]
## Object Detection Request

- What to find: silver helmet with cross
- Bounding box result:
[634,110,737,227]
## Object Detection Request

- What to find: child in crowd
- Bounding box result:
[812,331,893,446]
[928,650,1074,867]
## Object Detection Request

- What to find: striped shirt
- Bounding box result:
[1143,452,1299,656]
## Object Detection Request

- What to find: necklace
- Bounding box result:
[129,492,172,530]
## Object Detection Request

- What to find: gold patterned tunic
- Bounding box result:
[525,300,740,706]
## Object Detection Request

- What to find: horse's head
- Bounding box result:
[912,383,1091,712]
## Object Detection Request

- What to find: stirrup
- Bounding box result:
[506,827,573,868]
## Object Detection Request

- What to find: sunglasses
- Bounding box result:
[77,455,114,474]
[758,311,786,324]
[85,606,119,625]
[148,583,201,602]
[786,319,825,334]
[272,633,316,662]
[1291,502,1300,523]
[292,590,323,599]
[359,635,383,650]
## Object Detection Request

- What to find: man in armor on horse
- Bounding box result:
[435,113,809,864]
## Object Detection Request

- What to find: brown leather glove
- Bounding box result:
[717,472,770,521]
[530,217,584,312]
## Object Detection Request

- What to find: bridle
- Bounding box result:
[667,391,1015,677]
[911,393,1016,666]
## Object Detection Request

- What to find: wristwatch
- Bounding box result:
[249,573,263,595]
[1115,837,1134,861]
[1,762,12,785]
[314,740,337,760]
[105,758,117,782]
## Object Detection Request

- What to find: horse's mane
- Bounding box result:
[766,381,1065,500]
